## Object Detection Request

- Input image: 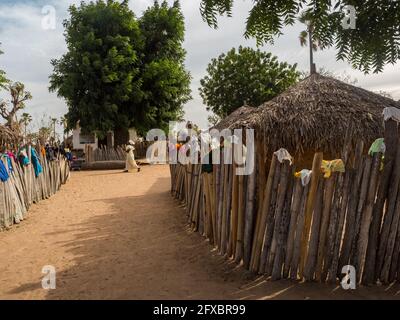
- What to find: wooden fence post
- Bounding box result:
[299,152,323,279]
[356,152,381,283]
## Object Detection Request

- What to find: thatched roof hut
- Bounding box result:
[212,105,256,131]
[218,73,400,164]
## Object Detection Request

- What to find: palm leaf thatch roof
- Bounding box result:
[0,124,19,144]
[218,73,400,156]
[212,105,256,131]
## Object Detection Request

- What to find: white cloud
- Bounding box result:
[0,0,399,134]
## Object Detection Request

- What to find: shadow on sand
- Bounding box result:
[8,175,400,300]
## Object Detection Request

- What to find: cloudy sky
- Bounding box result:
[0,0,399,134]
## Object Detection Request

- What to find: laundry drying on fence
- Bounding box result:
[170,123,400,286]
[0,145,70,231]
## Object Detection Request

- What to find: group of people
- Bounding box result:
[122,120,246,173]
[41,142,73,162]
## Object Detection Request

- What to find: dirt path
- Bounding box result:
[0,165,399,300]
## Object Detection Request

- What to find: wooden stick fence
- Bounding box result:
[0,146,70,231]
[170,120,400,285]
[85,142,151,163]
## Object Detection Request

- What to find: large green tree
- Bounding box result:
[50,0,191,136]
[50,0,143,135]
[200,46,300,118]
[200,0,400,73]
[136,0,191,133]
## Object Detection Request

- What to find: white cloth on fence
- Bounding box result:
[383,107,400,122]
[274,148,293,165]
[298,169,312,186]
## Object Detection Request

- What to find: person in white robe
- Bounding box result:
[125,140,140,173]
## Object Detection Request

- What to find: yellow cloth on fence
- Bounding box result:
[321,159,345,178]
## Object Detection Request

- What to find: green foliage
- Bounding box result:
[136,0,191,134]
[0,82,32,134]
[50,0,142,134]
[199,0,400,73]
[199,46,300,118]
[207,113,221,127]
[0,70,7,90]
[298,11,322,51]
[50,0,191,136]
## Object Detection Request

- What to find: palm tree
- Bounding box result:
[299,11,322,74]
[60,116,67,144]
[51,117,57,143]
[20,112,32,139]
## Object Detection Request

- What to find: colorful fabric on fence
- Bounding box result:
[321,159,345,178]
[274,148,293,165]
[41,146,46,158]
[294,169,312,186]
[6,151,16,162]
[368,138,386,156]
[1,152,13,172]
[18,148,30,166]
[6,156,12,172]
[383,107,400,122]
[31,148,43,177]
[2,154,13,172]
[0,160,9,182]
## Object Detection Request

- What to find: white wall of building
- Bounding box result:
[72,127,98,150]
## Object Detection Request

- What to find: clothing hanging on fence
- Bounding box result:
[0,160,9,182]
[2,154,13,173]
[31,148,43,177]
[294,169,312,186]
[40,146,46,158]
[383,107,400,122]
[274,148,293,165]
[321,159,345,178]
[18,148,30,166]
[7,151,16,162]
[368,138,386,156]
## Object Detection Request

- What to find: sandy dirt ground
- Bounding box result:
[0,165,400,300]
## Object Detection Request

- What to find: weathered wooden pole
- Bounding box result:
[283,178,303,278]
[364,119,398,284]
[356,152,381,283]
[250,155,277,272]
[299,152,323,279]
